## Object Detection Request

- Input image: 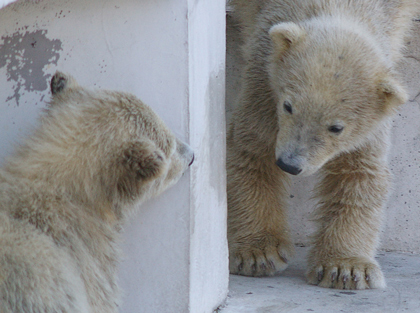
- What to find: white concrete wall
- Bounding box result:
[226,14,420,254]
[0,0,14,8]
[187,1,229,312]
[0,0,227,312]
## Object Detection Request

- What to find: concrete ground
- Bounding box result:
[219,247,420,313]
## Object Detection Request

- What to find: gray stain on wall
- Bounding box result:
[0,29,62,105]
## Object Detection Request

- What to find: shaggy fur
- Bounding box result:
[0,72,194,312]
[227,0,420,289]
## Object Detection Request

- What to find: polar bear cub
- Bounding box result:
[0,72,194,312]
[227,0,420,290]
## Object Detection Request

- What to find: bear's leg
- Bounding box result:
[227,150,295,276]
[307,145,389,289]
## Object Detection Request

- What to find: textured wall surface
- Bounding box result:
[0,1,227,312]
[226,14,420,254]
[187,0,229,312]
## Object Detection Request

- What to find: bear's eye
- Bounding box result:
[328,125,344,134]
[283,101,293,114]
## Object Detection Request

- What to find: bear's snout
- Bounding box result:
[176,139,194,167]
[276,157,302,175]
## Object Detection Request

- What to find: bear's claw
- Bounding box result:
[230,243,294,277]
[307,257,386,290]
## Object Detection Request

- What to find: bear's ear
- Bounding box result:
[122,141,165,180]
[50,71,79,95]
[269,22,306,56]
[377,76,407,111]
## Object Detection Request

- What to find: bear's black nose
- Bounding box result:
[189,154,195,166]
[275,158,302,175]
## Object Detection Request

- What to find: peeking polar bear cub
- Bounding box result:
[0,72,193,313]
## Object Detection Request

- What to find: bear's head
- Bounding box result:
[9,72,193,219]
[268,19,407,176]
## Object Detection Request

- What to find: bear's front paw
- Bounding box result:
[307,257,386,290]
[229,235,294,277]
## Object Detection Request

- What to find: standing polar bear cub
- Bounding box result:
[228,0,420,289]
[0,72,194,312]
